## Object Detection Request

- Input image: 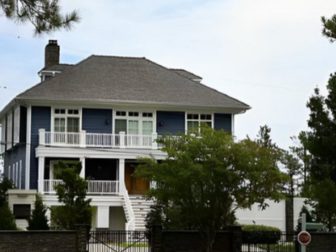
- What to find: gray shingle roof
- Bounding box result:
[17,56,250,111]
[170,69,202,81]
[41,64,74,72]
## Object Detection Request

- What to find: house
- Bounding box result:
[0,40,250,230]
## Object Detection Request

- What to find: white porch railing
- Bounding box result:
[43,179,119,194]
[87,180,119,194]
[44,179,62,193]
[39,129,158,149]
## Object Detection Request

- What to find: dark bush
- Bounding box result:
[241,225,281,244]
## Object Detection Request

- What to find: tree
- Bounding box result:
[0,175,13,206]
[0,202,17,230]
[0,175,16,230]
[300,73,336,230]
[281,149,303,197]
[296,205,316,232]
[0,0,79,34]
[322,14,336,42]
[27,194,49,230]
[137,127,287,252]
[50,161,91,230]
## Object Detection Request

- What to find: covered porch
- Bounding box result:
[39,158,122,195]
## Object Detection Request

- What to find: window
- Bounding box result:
[186,113,212,133]
[53,108,80,133]
[114,110,154,135]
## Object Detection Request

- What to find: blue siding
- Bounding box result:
[4,145,26,189]
[157,111,185,135]
[82,108,112,133]
[30,106,51,189]
[214,113,232,132]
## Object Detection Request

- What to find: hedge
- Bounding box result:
[241,225,281,244]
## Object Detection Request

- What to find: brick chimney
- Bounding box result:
[44,40,60,68]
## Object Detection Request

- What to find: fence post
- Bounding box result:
[76,224,90,252]
[230,226,242,252]
[151,225,162,252]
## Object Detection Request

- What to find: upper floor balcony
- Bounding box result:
[38,129,159,149]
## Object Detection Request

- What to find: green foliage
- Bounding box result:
[50,161,91,230]
[0,175,16,230]
[137,127,287,251]
[27,194,49,230]
[300,73,336,230]
[241,224,281,232]
[296,205,316,231]
[0,202,17,230]
[0,0,79,34]
[241,225,281,244]
[322,15,336,42]
[281,150,303,197]
[0,175,13,206]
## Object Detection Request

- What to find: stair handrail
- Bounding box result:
[122,186,135,231]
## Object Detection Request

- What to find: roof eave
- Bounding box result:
[15,96,250,114]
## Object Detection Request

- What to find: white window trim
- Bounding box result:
[112,109,157,135]
[185,112,214,134]
[51,107,82,133]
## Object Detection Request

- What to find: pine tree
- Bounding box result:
[27,194,49,230]
[0,0,79,34]
[322,14,336,42]
[301,73,336,230]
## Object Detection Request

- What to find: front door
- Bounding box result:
[125,163,149,195]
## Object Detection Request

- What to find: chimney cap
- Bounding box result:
[48,40,58,45]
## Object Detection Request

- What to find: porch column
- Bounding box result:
[119,159,125,194]
[80,157,85,179]
[38,157,45,193]
[97,206,110,228]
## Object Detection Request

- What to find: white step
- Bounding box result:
[128,195,154,231]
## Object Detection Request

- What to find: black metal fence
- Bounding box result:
[88,230,150,252]
[242,232,297,252]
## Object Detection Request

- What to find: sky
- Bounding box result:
[1,0,336,150]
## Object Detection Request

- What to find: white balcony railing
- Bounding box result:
[39,129,158,149]
[43,179,119,195]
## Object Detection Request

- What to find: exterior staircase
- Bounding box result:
[129,195,153,230]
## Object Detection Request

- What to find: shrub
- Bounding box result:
[0,202,17,230]
[242,224,281,244]
[27,194,49,230]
